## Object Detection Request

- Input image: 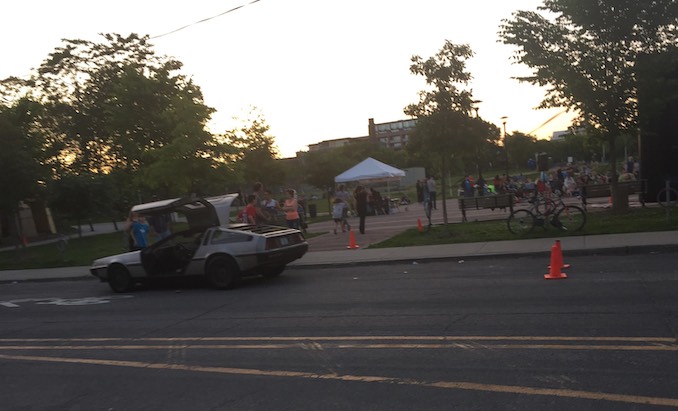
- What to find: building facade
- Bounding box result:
[304,117,417,154]
[368,118,417,149]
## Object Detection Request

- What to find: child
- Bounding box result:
[331,198,350,234]
[127,212,149,251]
[238,194,257,225]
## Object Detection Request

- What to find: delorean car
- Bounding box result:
[90,194,308,292]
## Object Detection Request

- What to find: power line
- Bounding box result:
[151,0,262,39]
[528,110,567,135]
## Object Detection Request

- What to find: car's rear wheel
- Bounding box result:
[262,265,286,278]
[108,265,133,293]
[206,256,241,289]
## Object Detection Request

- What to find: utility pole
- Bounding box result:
[501,116,509,178]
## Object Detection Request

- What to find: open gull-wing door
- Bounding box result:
[131,194,239,230]
[131,197,218,230]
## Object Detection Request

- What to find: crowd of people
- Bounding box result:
[238,182,308,231]
[124,181,311,251]
[451,157,640,203]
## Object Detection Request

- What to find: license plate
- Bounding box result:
[279,237,289,246]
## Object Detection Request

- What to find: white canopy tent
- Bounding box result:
[334,157,406,184]
[335,158,406,209]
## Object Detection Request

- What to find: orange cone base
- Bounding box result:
[544,272,568,279]
[347,230,360,249]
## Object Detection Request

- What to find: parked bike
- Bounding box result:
[507,190,586,235]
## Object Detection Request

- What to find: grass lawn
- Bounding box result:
[371,206,678,248]
[1,207,676,270]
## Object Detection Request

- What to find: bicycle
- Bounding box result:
[507,190,586,235]
[656,179,678,207]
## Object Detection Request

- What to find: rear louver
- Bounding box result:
[265,233,304,250]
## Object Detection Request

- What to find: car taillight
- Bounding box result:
[266,238,277,250]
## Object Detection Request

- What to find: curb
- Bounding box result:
[289,244,678,270]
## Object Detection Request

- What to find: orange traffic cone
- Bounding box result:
[417,218,423,233]
[552,239,570,269]
[346,229,360,249]
[545,245,567,279]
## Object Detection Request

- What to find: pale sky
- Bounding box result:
[3,0,575,158]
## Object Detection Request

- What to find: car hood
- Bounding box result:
[131,194,238,229]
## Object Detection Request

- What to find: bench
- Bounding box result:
[458,194,514,222]
[581,179,647,209]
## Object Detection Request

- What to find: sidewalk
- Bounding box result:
[1,231,677,284]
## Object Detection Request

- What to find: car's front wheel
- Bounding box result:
[108,265,133,293]
[206,256,241,289]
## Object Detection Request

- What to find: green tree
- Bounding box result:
[405,41,500,225]
[506,132,539,170]
[225,109,285,190]
[499,0,678,210]
[300,149,354,192]
[17,33,230,198]
[0,99,48,246]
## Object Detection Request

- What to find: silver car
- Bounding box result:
[90,194,308,292]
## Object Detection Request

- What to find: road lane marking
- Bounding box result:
[1,353,677,408]
[0,335,675,343]
[0,343,676,351]
[0,296,132,308]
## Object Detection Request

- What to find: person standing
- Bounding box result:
[426,176,437,209]
[251,182,270,223]
[416,179,425,204]
[354,185,368,234]
[282,189,300,229]
[463,174,475,198]
[238,194,258,224]
[476,174,486,196]
[262,189,281,224]
[331,198,350,234]
[127,212,149,251]
[335,184,352,218]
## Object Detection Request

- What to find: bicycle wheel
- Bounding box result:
[534,197,556,217]
[555,205,586,232]
[507,209,535,235]
[656,188,678,207]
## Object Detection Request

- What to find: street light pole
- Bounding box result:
[472,100,482,177]
[501,116,509,178]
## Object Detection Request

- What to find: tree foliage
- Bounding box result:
[223,108,285,190]
[499,0,678,198]
[0,99,50,245]
[9,33,234,198]
[0,99,48,235]
[405,40,500,225]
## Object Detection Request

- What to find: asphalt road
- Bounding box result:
[1,252,677,410]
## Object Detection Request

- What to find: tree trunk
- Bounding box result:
[608,132,628,213]
[9,211,27,260]
[441,155,449,227]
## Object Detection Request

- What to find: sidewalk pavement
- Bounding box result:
[1,231,677,284]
